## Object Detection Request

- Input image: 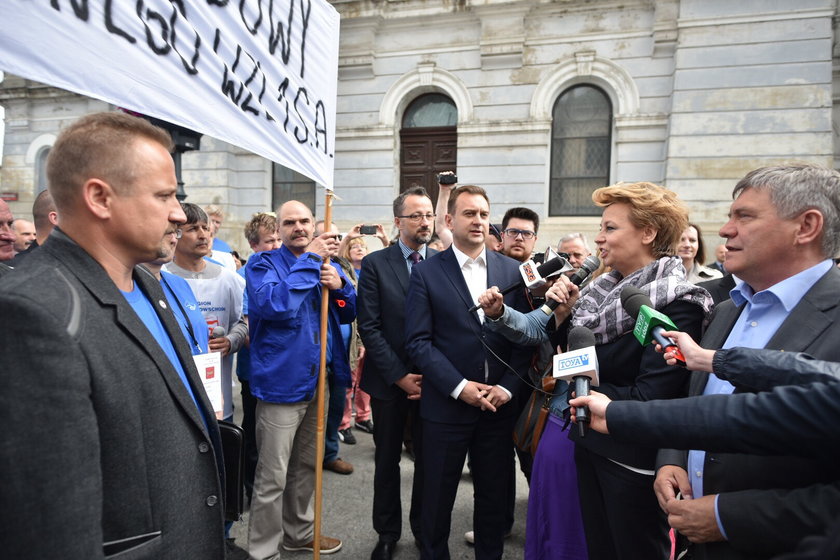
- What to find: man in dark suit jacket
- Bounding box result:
[697,272,735,305]
[405,185,533,560]
[358,186,437,560]
[0,112,226,559]
[654,163,840,560]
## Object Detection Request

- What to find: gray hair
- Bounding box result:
[733,163,840,257]
[559,232,590,248]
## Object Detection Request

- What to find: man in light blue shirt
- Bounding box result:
[655,163,840,560]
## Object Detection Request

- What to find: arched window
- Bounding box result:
[400,93,457,202]
[402,93,457,128]
[35,147,50,193]
[549,85,612,216]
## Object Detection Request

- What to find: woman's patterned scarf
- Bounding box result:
[571,256,714,345]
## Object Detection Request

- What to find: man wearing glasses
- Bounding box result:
[358,186,437,560]
[500,207,539,264]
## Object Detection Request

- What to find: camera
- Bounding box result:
[437,173,457,185]
[359,225,377,235]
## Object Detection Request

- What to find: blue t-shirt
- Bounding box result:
[160,270,210,355]
[213,237,233,252]
[121,284,205,424]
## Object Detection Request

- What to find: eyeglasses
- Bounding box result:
[503,228,536,240]
[170,229,183,239]
[397,213,436,223]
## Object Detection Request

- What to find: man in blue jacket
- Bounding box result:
[245,200,356,558]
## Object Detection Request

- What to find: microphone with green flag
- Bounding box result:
[620,285,687,367]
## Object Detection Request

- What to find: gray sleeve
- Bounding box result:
[485,305,552,346]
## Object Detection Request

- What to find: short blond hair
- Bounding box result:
[592,182,688,258]
[205,204,224,219]
[47,112,173,212]
[244,212,278,245]
[340,236,367,261]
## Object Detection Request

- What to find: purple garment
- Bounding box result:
[525,415,588,560]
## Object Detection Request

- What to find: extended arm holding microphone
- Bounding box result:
[467,256,569,313]
[570,378,840,461]
[478,256,599,345]
[657,330,840,391]
[479,281,576,345]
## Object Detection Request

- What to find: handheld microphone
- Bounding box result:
[619,285,686,366]
[467,256,568,313]
[211,326,226,338]
[539,256,601,316]
[553,326,599,437]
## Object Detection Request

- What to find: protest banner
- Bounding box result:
[0,0,340,188]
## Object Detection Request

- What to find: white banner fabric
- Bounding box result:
[0,1,340,188]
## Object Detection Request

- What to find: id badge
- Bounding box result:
[193,351,223,419]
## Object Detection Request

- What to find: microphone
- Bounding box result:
[619,285,686,366]
[553,326,599,437]
[569,255,601,287]
[467,256,568,313]
[211,326,226,338]
[539,256,601,316]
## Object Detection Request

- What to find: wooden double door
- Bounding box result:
[400,126,456,205]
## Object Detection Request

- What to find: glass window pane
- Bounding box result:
[403,93,457,128]
[272,163,316,214]
[549,85,612,216]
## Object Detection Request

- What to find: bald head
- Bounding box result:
[278,201,316,256]
[12,219,36,252]
[32,190,57,243]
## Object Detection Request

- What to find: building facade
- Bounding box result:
[1,0,838,253]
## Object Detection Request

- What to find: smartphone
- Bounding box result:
[359,225,377,235]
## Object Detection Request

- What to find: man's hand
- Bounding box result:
[375,224,390,247]
[476,287,504,319]
[666,495,724,543]
[458,381,496,412]
[656,330,715,372]
[305,232,340,260]
[544,276,580,322]
[569,391,611,433]
[483,385,510,410]
[654,465,693,511]
[209,335,232,357]
[395,373,422,400]
[320,264,343,290]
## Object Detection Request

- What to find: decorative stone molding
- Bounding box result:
[25,134,55,164]
[379,63,473,126]
[530,53,640,121]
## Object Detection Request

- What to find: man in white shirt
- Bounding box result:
[166,202,247,421]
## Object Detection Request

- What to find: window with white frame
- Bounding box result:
[549,85,611,216]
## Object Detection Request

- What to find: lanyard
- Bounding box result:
[160,275,203,354]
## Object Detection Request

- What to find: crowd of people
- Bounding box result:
[2,111,840,560]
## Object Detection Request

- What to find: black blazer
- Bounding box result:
[358,243,436,400]
[404,247,533,423]
[697,273,735,305]
[608,348,840,460]
[657,266,840,559]
[0,230,226,559]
